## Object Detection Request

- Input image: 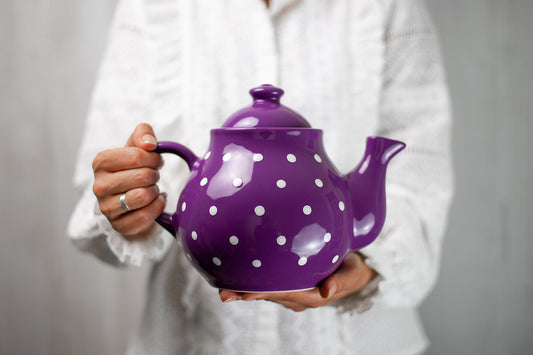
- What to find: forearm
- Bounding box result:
[361,0,454,307]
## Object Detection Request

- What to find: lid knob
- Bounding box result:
[250,84,284,104]
[221,84,311,128]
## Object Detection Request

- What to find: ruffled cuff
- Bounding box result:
[98,212,171,266]
[67,186,174,267]
[331,274,383,314]
[357,195,441,308]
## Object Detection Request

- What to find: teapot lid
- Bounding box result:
[221,84,311,128]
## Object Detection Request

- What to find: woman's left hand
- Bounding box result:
[219,252,377,312]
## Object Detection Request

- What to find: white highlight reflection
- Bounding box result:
[291,223,327,259]
[353,214,375,237]
[207,144,255,199]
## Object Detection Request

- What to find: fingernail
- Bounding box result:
[327,284,337,299]
[223,295,242,303]
[142,134,157,146]
[158,193,167,203]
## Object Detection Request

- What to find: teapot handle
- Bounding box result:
[153,141,199,236]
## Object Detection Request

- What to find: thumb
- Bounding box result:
[318,252,362,299]
[126,123,158,151]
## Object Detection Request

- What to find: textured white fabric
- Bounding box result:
[67,0,454,353]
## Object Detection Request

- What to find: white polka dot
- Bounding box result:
[286,154,296,163]
[181,202,187,212]
[332,255,339,263]
[229,235,239,245]
[204,151,211,159]
[191,231,198,240]
[255,205,265,216]
[303,205,312,215]
[233,178,243,187]
[276,179,287,188]
[314,154,322,163]
[252,259,262,268]
[338,201,345,211]
[200,177,208,186]
[277,235,286,246]
[223,153,232,161]
[253,153,263,162]
[209,206,218,216]
[324,233,332,243]
[212,257,222,266]
[315,179,323,188]
[298,257,308,266]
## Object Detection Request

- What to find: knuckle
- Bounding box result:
[137,122,152,132]
[131,188,155,206]
[92,181,106,198]
[136,210,155,227]
[99,203,113,217]
[110,220,127,234]
[308,302,322,309]
[92,152,105,171]
[134,168,159,186]
[132,169,147,185]
[131,170,144,185]
[126,148,144,167]
[129,189,144,204]
[118,219,140,236]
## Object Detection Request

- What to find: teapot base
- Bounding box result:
[220,286,315,294]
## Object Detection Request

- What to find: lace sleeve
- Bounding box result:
[355,0,454,309]
[66,0,175,267]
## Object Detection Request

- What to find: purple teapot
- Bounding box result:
[155,85,405,292]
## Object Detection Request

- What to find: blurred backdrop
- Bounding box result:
[1,1,532,354]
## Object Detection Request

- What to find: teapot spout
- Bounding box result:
[346,137,405,250]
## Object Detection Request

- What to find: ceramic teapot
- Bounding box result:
[154,84,405,292]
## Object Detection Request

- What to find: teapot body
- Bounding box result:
[154,84,405,292]
[169,128,354,292]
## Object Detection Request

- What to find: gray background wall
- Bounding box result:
[1,1,531,354]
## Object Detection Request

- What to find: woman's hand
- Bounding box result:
[219,252,377,312]
[92,123,165,239]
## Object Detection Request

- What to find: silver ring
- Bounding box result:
[120,193,131,212]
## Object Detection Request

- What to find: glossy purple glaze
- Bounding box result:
[222,84,311,128]
[154,85,405,292]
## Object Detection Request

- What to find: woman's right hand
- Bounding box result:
[92,123,166,240]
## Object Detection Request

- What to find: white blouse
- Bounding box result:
[68,0,454,353]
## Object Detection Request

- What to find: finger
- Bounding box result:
[219,290,243,303]
[262,290,328,310]
[318,252,364,299]
[243,289,321,305]
[274,300,308,312]
[318,279,338,299]
[93,147,162,173]
[111,193,167,237]
[222,290,310,304]
[94,167,160,198]
[126,123,158,151]
[240,291,296,302]
[218,290,308,311]
[99,185,160,220]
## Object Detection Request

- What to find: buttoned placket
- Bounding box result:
[246,5,306,354]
